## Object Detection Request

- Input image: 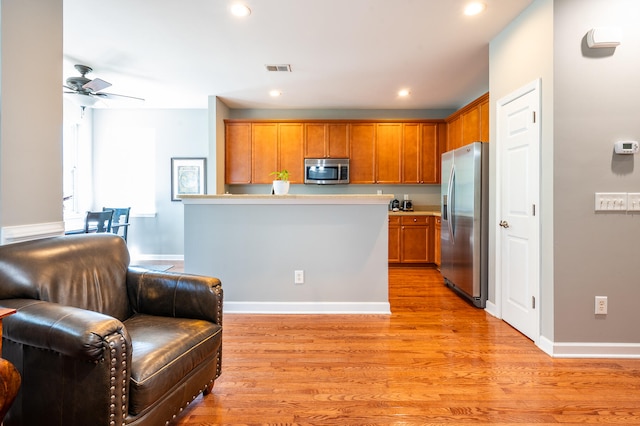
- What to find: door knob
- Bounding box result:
[499,220,510,228]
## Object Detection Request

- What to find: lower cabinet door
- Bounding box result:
[401,225,430,263]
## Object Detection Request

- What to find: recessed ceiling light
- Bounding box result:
[464,2,486,16]
[269,90,282,97]
[398,89,410,97]
[230,3,251,17]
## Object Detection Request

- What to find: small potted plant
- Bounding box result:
[270,169,290,195]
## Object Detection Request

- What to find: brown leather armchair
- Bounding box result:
[0,234,223,426]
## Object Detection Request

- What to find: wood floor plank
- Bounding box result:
[168,266,640,425]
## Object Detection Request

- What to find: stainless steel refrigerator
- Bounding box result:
[440,142,488,308]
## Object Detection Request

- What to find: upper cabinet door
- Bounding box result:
[225,123,252,184]
[251,123,279,184]
[402,123,420,184]
[279,123,304,184]
[447,115,462,152]
[304,123,349,158]
[420,123,439,184]
[349,123,376,184]
[462,105,480,145]
[326,124,349,158]
[376,123,402,184]
[304,123,326,158]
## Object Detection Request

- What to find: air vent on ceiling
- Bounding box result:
[265,64,292,72]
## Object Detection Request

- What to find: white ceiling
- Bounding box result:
[63,0,533,110]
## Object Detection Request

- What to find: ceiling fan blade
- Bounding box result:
[95,92,145,102]
[83,78,112,92]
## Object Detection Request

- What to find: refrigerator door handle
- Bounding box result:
[447,164,455,244]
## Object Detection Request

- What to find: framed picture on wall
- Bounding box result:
[171,157,206,201]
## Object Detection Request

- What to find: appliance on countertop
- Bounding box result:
[389,199,400,211]
[440,142,488,308]
[401,194,413,211]
[304,158,349,184]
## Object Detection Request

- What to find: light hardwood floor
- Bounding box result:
[163,265,640,425]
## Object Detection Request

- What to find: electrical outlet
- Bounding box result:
[595,296,608,315]
[294,270,304,284]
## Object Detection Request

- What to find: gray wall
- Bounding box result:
[0,0,63,240]
[184,200,390,313]
[489,0,554,338]
[492,0,640,348]
[92,109,208,258]
[553,0,640,343]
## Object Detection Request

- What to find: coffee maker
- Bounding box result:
[401,194,413,211]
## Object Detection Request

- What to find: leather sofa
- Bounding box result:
[0,234,223,426]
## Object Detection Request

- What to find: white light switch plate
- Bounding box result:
[595,193,627,211]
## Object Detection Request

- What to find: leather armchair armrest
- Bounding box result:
[127,267,223,325]
[0,299,129,362]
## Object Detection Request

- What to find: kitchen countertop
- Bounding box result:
[388,205,441,217]
[180,194,393,205]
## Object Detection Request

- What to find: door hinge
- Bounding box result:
[533,111,536,123]
[532,296,536,309]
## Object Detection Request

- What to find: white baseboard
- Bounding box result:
[484,300,499,318]
[539,336,640,358]
[1,222,65,244]
[224,301,391,315]
[131,254,184,262]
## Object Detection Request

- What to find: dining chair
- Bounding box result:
[103,207,131,242]
[84,210,113,233]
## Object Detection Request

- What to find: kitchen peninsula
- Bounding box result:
[182,194,393,314]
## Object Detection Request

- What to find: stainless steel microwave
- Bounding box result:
[304,158,350,184]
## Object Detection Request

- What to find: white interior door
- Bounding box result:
[497,80,540,342]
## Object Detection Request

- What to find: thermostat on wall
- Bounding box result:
[614,140,639,154]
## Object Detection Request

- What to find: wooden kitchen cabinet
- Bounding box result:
[251,123,279,184]
[434,216,441,267]
[226,121,303,184]
[462,105,480,145]
[388,215,431,264]
[225,118,444,186]
[304,123,349,158]
[446,115,462,152]
[400,123,440,184]
[225,123,252,184]
[388,216,401,263]
[401,216,430,263]
[480,98,489,142]
[445,92,489,152]
[278,123,304,183]
[420,123,440,184]
[376,123,402,184]
[402,123,420,183]
[349,123,376,184]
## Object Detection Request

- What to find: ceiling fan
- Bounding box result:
[64,64,144,107]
